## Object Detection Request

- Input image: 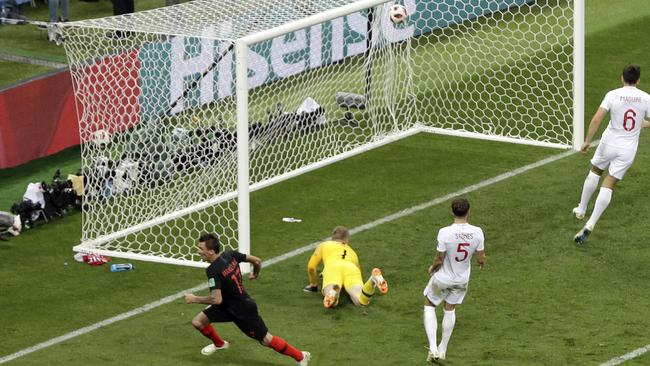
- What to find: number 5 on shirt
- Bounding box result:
[455,243,470,262]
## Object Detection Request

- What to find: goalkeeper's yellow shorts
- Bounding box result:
[322,260,363,290]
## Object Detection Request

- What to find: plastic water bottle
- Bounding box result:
[110,263,134,272]
[282,217,302,223]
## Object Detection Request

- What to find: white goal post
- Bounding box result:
[61,0,583,267]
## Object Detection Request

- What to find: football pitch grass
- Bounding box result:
[2,131,650,366]
[2,1,650,365]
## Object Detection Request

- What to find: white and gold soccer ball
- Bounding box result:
[92,128,111,147]
[389,4,408,24]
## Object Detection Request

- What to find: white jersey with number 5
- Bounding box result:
[600,86,650,149]
[434,223,484,286]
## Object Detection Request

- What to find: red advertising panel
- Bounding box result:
[0,70,78,169]
[0,49,141,169]
[77,49,141,142]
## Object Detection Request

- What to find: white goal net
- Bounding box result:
[61,0,579,267]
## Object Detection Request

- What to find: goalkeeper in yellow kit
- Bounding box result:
[304,226,388,308]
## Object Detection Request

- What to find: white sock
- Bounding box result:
[13,215,21,231]
[586,187,612,229]
[438,309,456,354]
[578,171,600,213]
[423,306,438,353]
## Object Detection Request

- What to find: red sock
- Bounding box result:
[199,325,225,347]
[267,336,303,361]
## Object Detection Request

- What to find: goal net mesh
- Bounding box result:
[61,0,573,266]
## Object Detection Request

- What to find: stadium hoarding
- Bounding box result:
[136,0,532,120]
[0,70,79,169]
[0,50,141,168]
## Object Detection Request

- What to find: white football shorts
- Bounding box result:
[423,274,468,306]
[590,142,637,180]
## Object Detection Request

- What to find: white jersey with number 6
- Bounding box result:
[434,223,484,286]
[600,86,650,149]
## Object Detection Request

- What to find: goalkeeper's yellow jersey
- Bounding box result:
[307,240,360,286]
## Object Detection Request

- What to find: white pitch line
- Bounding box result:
[599,345,650,366]
[0,147,578,365]
[0,284,206,364]
[265,148,579,267]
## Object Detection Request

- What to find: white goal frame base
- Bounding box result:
[73,124,570,268]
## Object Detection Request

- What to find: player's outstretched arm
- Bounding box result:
[185,289,223,305]
[428,251,445,275]
[582,107,608,153]
[305,245,323,289]
[476,250,486,270]
[246,255,262,279]
[643,118,650,128]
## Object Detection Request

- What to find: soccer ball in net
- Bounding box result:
[91,129,111,147]
[389,4,407,24]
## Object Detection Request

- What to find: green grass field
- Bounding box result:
[2,1,650,365]
[0,60,54,87]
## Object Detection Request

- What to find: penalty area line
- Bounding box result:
[599,345,650,366]
[0,146,578,365]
